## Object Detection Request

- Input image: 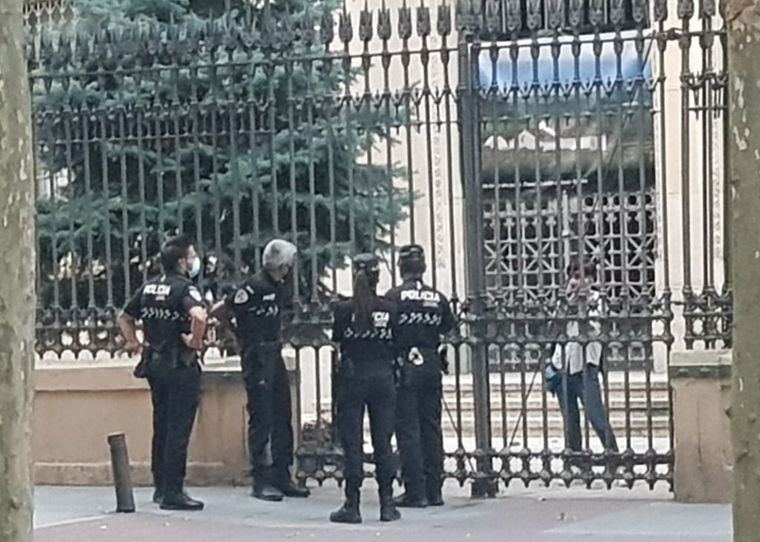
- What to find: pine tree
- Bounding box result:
[31,0,410,320]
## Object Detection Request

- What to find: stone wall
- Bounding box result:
[33,361,297,487]
[670,350,733,503]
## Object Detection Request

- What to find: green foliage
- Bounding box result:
[32,0,410,310]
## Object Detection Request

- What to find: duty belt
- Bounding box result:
[255,341,282,349]
[339,356,393,379]
[244,341,282,356]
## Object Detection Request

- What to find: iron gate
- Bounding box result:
[28,0,730,490]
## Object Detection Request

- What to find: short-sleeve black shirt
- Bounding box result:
[384,278,454,351]
[123,272,205,353]
[332,297,398,368]
[225,269,287,354]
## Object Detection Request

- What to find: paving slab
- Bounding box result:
[33,484,732,542]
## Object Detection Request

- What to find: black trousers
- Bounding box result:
[242,345,294,479]
[395,362,444,498]
[337,369,396,496]
[148,362,201,495]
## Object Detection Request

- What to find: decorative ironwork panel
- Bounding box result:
[483,192,656,304]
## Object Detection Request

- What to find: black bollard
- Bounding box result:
[107,433,136,513]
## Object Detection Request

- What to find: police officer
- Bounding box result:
[330,254,401,524]
[210,239,309,502]
[118,235,208,511]
[386,245,454,508]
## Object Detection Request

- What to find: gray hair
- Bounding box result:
[262,239,297,270]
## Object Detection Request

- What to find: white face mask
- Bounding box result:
[188,256,201,279]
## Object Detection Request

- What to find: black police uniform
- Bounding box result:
[123,272,204,506]
[331,294,400,522]
[225,269,300,497]
[386,266,455,506]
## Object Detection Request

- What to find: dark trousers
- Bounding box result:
[148,363,201,495]
[242,346,294,480]
[395,365,443,499]
[337,370,396,497]
[556,364,618,453]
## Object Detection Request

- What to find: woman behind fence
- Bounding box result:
[547,260,619,470]
[329,254,401,524]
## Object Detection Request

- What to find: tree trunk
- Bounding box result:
[0,0,36,538]
[727,0,760,540]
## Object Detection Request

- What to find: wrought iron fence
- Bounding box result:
[27,0,729,490]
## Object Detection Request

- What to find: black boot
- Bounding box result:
[160,490,204,511]
[252,470,284,502]
[152,475,163,504]
[426,486,444,507]
[379,489,401,522]
[426,479,444,507]
[329,488,362,524]
[152,488,164,505]
[252,481,284,502]
[393,491,428,508]
[272,469,311,498]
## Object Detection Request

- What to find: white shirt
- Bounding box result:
[550,291,604,375]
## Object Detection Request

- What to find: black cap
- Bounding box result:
[398,244,425,263]
[352,253,379,274]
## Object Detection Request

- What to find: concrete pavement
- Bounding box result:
[33,483,732,542]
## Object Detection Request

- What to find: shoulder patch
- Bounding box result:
[234,288,250,305]
[372,311,390,328]
[188,287,203,302]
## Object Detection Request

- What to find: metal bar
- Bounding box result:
[402,3,416,244]
[210,101,223,263]
[680,1,694,300]
[173,99,185,237]
[118,110,131,304]
[510,42,524,301]
[422,22,439,289]
[453,345,466,474]
[305,54,318,305]
[135,107,148,284]
[361,5,375,255]
[248,63,262,273]
[229,97,243,277]
[499,346,508,448]
[154,108,166,243]
[98,110,114,308]
[380,9,397,287]
[190,72,203,257]
[63,111,77,312]
[441,19,459,302]
[286,56,299,293]
[529,38,546,301]
[81,108,96,310]
[488,41,502,306]
[267,58,279,237]
[340,9,357,253]
[327,100,338,294]
[635,28,656,458]
[315,346,323,433]
[458,31,495,496]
